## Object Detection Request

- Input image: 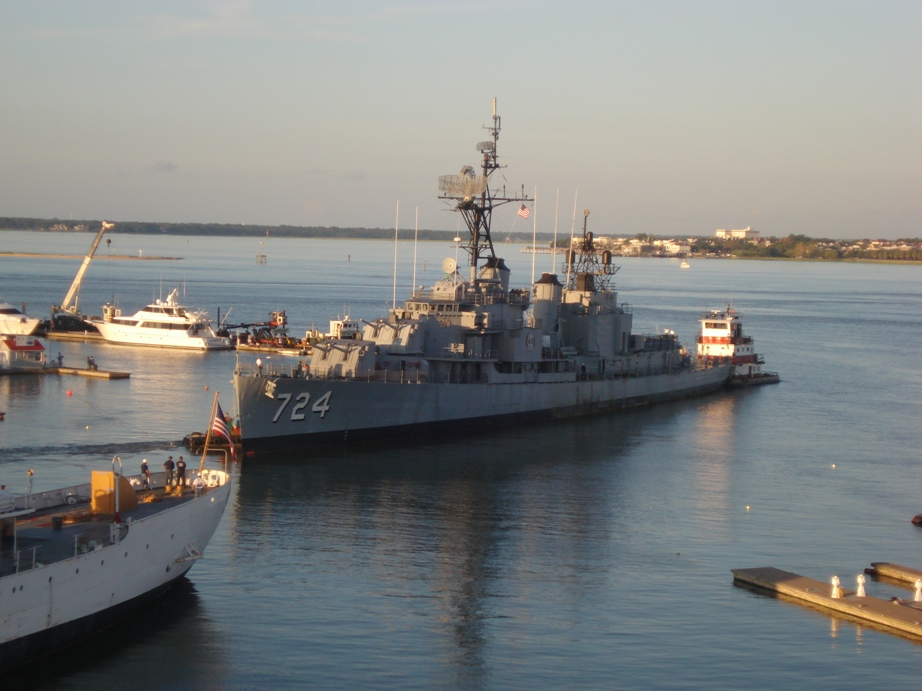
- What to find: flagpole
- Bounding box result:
[199,390,220,473]
[531,186,537,285]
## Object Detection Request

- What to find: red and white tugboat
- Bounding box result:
[696,305,779,386]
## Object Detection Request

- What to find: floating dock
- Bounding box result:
[0,367,129,379]
[42,331,105,343]
[56,367,130,379]
[866,562,922,588]
[733,566,922,641]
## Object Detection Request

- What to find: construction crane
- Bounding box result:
[53,221,114,317]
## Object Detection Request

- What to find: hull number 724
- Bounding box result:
[271,391,333,422]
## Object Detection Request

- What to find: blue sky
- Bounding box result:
[1,1,919,239]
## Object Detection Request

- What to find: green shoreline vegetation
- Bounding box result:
[1,217,920,262]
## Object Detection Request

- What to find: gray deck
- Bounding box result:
[1,487,199,578]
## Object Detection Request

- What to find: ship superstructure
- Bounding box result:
[233,101,732,454]
[697,306,779,385]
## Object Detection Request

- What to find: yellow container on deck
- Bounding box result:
[91,471,138,514]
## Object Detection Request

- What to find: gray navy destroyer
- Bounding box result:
[233,101,731,455]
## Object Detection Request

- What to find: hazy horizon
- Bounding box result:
[1,1,919,240]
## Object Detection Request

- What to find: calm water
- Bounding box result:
[1,231,922,689]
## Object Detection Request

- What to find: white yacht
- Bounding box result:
[89,289,232,350]
[0,303,41,336]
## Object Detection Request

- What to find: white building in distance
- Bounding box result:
[715,226,760,241]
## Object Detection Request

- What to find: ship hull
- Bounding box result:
[234,365,730,455]
[0,478,231,672]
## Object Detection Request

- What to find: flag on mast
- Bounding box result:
[212,401,237,461]
[517,204,531,219]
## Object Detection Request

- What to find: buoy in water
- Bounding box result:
[912,514,922,526]
[66,390,73,396]
[204,386,209,390]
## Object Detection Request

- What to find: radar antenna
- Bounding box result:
[437,98,531,282]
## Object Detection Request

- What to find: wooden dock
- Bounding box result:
[733,566,922,641]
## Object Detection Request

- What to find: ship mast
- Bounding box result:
[564,209,618,292]
[438,98,531,283]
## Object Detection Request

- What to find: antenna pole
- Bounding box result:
[412,207,419,296]
[393,202,399,309]
[551,188,559,274]
[566,189,578,288]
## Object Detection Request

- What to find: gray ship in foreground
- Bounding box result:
[234,101,732,455]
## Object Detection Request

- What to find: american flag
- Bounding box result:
[212,401,237,461]
[517,204,530,219]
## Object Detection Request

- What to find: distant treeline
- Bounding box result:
[0,217,555,243]
[693,234,922,261]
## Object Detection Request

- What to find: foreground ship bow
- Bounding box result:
[1,460,231,671]
[234,101,732,455]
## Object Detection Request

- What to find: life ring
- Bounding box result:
[65,495,77,505]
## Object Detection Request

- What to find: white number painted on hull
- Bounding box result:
[311,391,331,418]
[291,392,310,420]
[271,390,333,422]
[272,393,292,422]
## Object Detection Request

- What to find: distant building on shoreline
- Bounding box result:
[716,226,760,241]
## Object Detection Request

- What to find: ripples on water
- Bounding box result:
[1,233,922,689]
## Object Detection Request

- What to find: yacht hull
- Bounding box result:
[91,322,232,350]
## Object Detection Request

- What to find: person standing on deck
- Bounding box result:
[176,456,187,489]
[163,456,175,487]
[140,459,151,489]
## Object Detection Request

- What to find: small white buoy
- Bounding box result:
[856,573,866,598]
[745,506,750,512]
[831,575,843,598]
[913,579,922,602]
[85,425,89,430]
[831,464,836,469]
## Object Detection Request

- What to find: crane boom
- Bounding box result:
[57,221,113,314]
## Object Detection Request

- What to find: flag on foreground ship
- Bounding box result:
[517,204,530,219]
[213,402,237,461]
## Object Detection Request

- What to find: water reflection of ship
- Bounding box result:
[690,395,738,530]
[230,411,673,673]
[3,580,229,687]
